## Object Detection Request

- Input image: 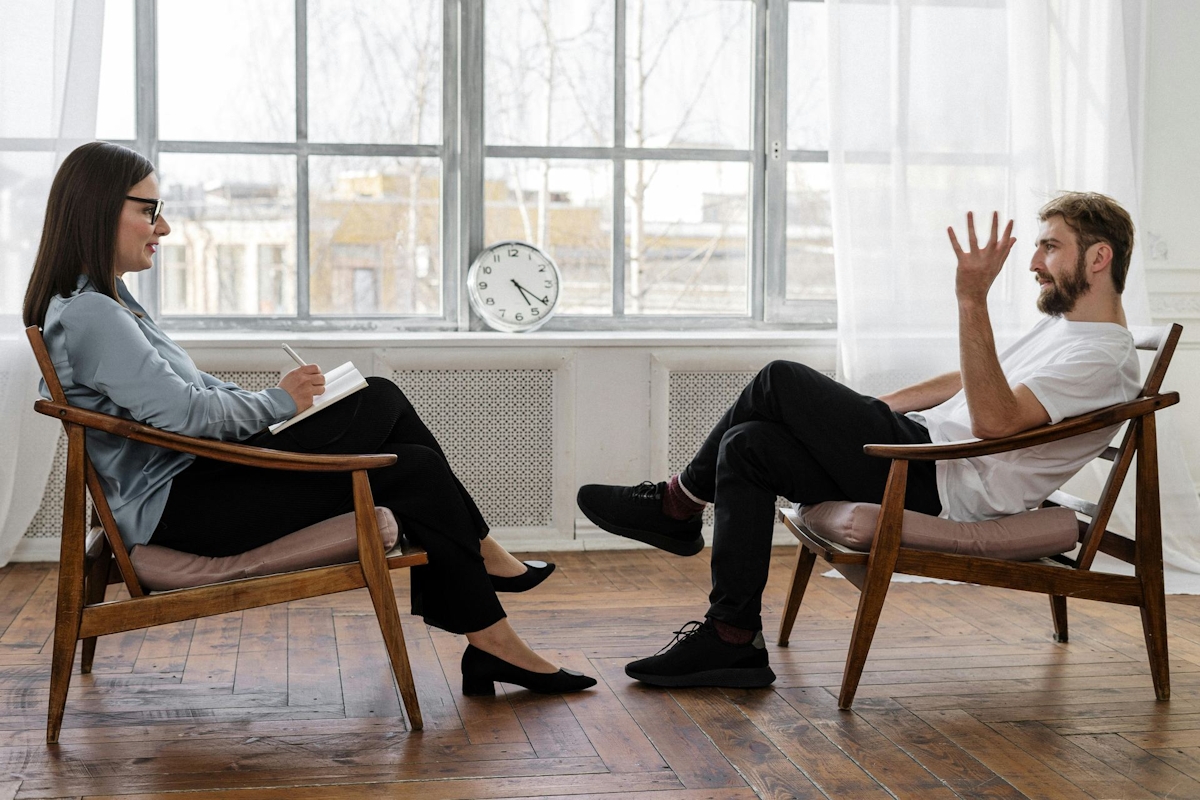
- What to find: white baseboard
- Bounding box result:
[11,538,61,562]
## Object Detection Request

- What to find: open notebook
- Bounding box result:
[268,361,369,435]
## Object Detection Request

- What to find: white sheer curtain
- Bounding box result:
[828,0,1200,590]
[0,0,106,564]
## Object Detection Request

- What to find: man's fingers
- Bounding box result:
[967,211,978,250]
[948,226,964,256]
[988,212,999,247]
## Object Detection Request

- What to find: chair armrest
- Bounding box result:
[34,400,397,472]
[864,392,1178,461]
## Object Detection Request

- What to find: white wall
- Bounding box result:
[1142,0,1200,487]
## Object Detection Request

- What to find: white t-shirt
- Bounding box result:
[910,316,1140,522]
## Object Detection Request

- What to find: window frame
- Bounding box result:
[5,0,838,332]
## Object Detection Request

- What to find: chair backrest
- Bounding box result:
[25,326,146,597]
[1057,322,1182,571]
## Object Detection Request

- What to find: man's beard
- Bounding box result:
[1036,252,1091,316]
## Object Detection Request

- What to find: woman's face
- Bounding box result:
[115,173,170,277]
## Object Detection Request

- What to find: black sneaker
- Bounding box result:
[577,481,704,556]
[625,620,776,688]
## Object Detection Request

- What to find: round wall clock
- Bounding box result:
[467,240,562,332]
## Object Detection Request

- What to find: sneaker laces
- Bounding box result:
[654,620,707,655]
[631,481,662,501]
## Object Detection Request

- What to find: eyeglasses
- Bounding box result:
[126,195,164,225]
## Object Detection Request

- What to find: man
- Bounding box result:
[577,192,1141,689]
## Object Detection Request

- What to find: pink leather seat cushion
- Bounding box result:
[130,507,399,592]
[797,502,1079,561]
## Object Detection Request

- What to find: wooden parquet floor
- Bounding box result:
[2,547,1200,799]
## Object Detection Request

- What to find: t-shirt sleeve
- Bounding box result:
[61,293,296,438]
[1018,341,1136,424]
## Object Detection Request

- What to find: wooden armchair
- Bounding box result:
[777,323,1182,709]
[25,327,428,743]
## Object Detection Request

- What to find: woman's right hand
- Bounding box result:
[279,364,325,413]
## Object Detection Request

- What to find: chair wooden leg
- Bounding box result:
[1134,416,1170,700]
[80,547,112,674]
[1050,595,1068,643]
[353,473,423,731]
[839,560,897,709]
[839,460,907,710]
[49,426,88,744]
[778,546,817,646]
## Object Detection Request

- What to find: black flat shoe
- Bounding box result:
[460,644,597,696]
[489,560,555,593]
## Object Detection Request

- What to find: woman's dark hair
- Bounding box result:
[22,141,156,327]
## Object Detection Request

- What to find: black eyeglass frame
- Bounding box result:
[126,195,164,225]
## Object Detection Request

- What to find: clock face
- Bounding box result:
[468,241,562,332]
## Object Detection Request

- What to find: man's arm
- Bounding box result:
[878,371,962,414]
[950,212,1050,439]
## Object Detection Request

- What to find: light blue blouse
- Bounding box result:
[39,276,296,548]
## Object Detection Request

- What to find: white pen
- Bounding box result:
[281,343,307,367]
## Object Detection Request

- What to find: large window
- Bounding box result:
[12,0,836,330]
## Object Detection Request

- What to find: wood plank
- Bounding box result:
[0,569,58,650]
[131,620,193,675]
[0,567,50,638]
[231,606,287,696]
[1065,731,1200,798]
[503,689,595,760]
[987,719,1160,799]
[595,660,743,790]
[1144,747,1200,785]
[180,613,240,686]
[851,697,1025,798]
[333,612,402,719]
[19,755,611,797]
[286,607,342,708]
[777,687,960,799]
[727,688,892,799]
[557,651,670,775]
[669,687,823,799]
[79,771,685,800]
[913,708,1093,799]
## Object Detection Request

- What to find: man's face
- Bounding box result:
[1031,215,1090,316]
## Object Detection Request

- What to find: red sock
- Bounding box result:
[663,474,706,520]
[712,619,756,645]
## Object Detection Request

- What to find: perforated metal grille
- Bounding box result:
[667,369,836,526]
[23,371,279,541]
[393,369,555,527]
[24,431,87,538]
[207,371,279,391]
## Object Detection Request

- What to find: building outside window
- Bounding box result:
[161,244,189,313]
[257,244,289,314]
[215,244,245,314]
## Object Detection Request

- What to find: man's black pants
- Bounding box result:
[680,361,943,631]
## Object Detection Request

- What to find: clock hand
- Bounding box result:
[510,279,534,306]
[512,279,550,305]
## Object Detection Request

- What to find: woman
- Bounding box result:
[23,141,594,696]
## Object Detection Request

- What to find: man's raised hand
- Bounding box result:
[949,211,1016,305]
